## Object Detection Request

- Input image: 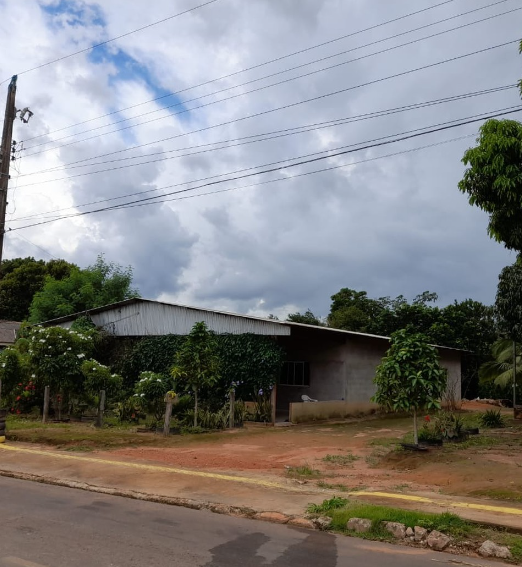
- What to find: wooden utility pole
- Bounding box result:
[0,76,18,267]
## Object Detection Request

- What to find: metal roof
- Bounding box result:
[40,298,466,352]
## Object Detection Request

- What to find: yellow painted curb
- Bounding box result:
[0,444,306,492]
[0,436,5,444]
[356,491,522,517]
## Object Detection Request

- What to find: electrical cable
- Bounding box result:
[22,0,513,152]
[20,0,462,143]
[13,85,517,188]
[23,6,519,159]
[8,106,522,231]
[0,0,221,85]
[20,37,520,172]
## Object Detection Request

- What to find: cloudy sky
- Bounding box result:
[0,0,520,318]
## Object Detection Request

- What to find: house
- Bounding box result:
[42,298,463,423]
[0,320,21,349]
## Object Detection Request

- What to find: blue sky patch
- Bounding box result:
[41,0,105,29]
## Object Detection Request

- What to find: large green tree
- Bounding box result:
[286,309,323,326]
[328,288,383,332]
[0,258,75,321]
[171,322,220,427]
[372,329,447,445]
[29,255,140,323]
[458,118,522,251]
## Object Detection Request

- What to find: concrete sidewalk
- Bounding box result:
[2,442,522,531]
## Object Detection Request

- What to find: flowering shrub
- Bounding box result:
[134,371,175,420]
[0,347,28,395]
[9,379,37,414]
[81,359,122,397]
[26,326,96,395]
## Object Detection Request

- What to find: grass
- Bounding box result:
[322,452,360,466]
[286,464,321,478]
[316,481,367,492]
[306,498,522,561]
[468,488,522,502]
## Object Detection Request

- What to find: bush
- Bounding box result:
[480,410,506,428]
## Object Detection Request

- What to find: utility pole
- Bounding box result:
[0,76,18,268]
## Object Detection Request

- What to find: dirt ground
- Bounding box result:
[9,401,522,503]
[98,402,522,501]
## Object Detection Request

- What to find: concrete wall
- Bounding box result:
[290,401,379,423]
[439,349,462,404]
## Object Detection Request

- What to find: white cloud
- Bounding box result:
[0,0,519,319]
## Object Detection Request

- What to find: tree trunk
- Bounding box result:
[514,340,517,417]
[163,395,174,436]
[42,386,50,424]
[413,408,419,446]
[0,378,2,408]
[58,391,63,421]
[96,390,106,428]
[194,388,198,428]
[229,389,235,429]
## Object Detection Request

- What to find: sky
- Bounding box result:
[0,0,520,319]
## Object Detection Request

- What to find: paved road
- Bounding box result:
[0,477,499,567]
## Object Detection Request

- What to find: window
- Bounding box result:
[280,361,310,386]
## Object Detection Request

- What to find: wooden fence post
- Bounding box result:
[42,385,50,424]
[270,385,277,425]
[229,389,235,429]
[96,390,106,428]
[0,377,2,409]
[163,392,177,436]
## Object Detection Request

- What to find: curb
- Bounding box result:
[0,468,314,529]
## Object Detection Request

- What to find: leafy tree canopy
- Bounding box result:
[496,256,522,341]
[286,309,323,326]
[458,119,522,251]
[372,329,447,445]
[28,255,140,323]
[0,257,75,321]
[171,322,221,427]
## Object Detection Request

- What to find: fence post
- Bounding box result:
[96,390,106,428]
[163,392,177,436]
[42,385,50,424]
[0,377,2,408]
[229,389,235,429]
[270,385,277,425]
[0,408,6,443]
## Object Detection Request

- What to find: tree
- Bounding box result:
[328,288,382,332]
[134,371,174,422]
[494,258,522,407]
[372,329,447,445]
[29,255,140,323]
[479,339,521,389]
[171,322,220,427]
[27,326,97,418]
[286,309,323,326]
[458,119,522,251]
[0,257,75,321]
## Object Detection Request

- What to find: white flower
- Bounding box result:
[39,339,45,343]
[31,374,35,378]
[157,379,162,383]
[140,393,145,397]
[67,347,72,351]
[1,363,4,368]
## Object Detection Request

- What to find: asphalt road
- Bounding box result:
[0,476,499,567]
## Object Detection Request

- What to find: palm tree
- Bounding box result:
[479,339,522,391]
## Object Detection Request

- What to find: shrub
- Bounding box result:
[480,410,506,428]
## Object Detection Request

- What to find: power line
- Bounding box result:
[0,0,221,86]
[13,84,517,189]
[23,5,519,158]
[20,0,461,144]
[21,38,520,170]
[12,233,57,259]
[8,106,522,231]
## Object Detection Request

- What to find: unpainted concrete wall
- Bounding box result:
[290,401,379,423]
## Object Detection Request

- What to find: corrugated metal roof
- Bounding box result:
[40,298,465,351]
